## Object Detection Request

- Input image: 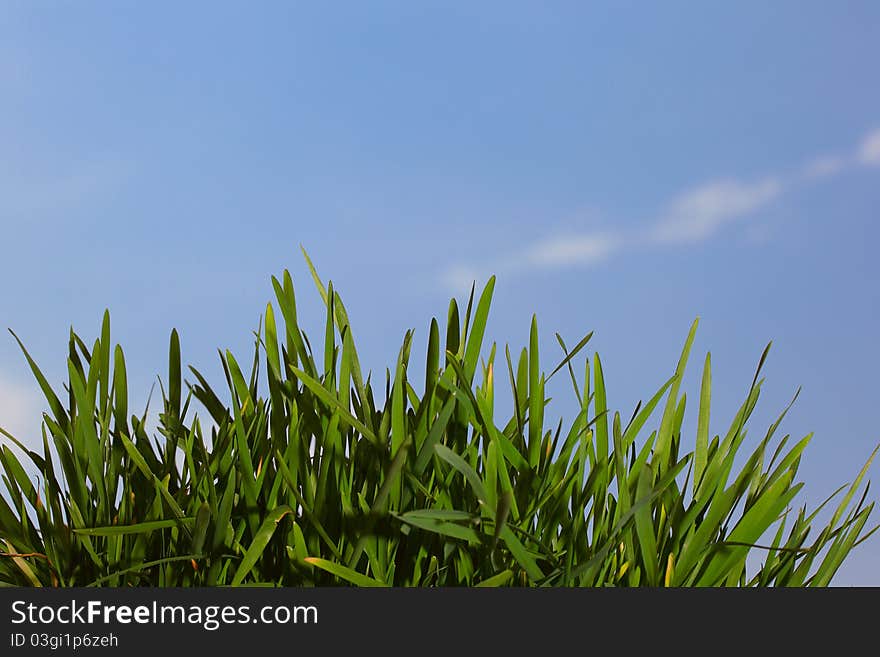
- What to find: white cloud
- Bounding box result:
[0,374,42,452]
[857,129,880,166]
[441,264,485,292]
[439,125,879,288]
[440,232,620,292]
[526,233,619,267]
[802,155,846,179]
[651,177,782,245]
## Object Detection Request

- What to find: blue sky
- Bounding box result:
[1,2,878,584]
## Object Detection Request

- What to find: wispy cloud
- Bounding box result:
[526,233,620,267]
[858,128,880,166]
[442,264,486,292]
[442,231,620,290]
[651,177,782,245]
[801,155,847,180]
[440,126,879,291]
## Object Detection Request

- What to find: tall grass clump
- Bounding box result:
[1,251,877,587]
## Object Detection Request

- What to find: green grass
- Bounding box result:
[1,251,876,586]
